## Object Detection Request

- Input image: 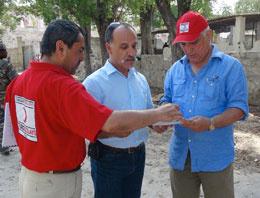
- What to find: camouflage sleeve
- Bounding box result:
[5,62,18,81]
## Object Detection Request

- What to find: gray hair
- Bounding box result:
[200,26,210,36]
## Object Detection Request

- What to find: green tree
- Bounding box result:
[155,0,190,62]
[235,0,260,14]
[127,0,155,54]
[0,0,24,37]
[23,0,127,75]
[140,4,155,54]
[22,0,95,76]
[219,5,233,16]
[210,1,233,17]
[155,0,214,63]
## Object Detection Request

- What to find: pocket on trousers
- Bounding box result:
[23,177,54,196]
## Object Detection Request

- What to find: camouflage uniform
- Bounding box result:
[0,59,18,148]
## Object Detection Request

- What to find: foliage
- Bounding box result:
[118,0,155,29]
[190,0,214,18]
[0,0,25,36]
[235,0,260,14]
[152,0,214,30]
[152,9,167,30]
[209,1,233,17]
[21,0,94,25]
[219,5,233,16]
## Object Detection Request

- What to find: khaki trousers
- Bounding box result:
[19,166,82,198]
[170,153,234,198]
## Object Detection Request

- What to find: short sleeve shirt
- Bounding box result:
[5,62,113,172]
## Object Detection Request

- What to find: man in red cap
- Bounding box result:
[159,11,248,198]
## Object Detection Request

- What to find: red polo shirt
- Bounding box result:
[5,62,113,172]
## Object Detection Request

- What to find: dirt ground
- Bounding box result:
[233,105,260,173]
[0,102,259,197]
[142,103,260,198]
[152,93,260,174]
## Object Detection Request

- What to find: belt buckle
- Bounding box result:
[127,147,134,154]
[46,165,81,174]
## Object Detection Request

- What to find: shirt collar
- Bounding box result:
[180,44,223,65]
[210,44,223,59]
[30,61,72,77]
[104,60,137,76]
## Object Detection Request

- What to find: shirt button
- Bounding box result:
[194,80,197,83]
[188,139,192,142]
[189,110,192,112]
[192,95,195,98]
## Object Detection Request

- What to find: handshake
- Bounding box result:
[99,103,182,138]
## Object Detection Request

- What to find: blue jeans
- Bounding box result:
[91,144,145,198]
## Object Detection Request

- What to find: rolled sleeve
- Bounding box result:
[225,61,248,120]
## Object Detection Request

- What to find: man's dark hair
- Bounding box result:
[0,50,7,59]
[105,22,136,44]
[0,42,7,59]
[41,19,83,57]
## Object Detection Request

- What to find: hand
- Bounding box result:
[157,103,182,122]
[152,125,172,134]
[180,116,210,132]
[98,131,133,139]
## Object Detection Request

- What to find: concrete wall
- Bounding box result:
[239,56,260,106]
[6,37,25,72]
[3,27,259,106]
[75,37,259,106]
[214,16,260,54]
[134,55,170,93]
[6,48,20,70]
[133,53,260,106]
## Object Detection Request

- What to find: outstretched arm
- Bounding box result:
[101,103,182,133]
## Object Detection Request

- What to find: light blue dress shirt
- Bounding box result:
[160,45,248,172]
[83,60,153,148]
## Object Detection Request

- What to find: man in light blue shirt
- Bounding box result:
[160,11,248,198]
[83,22,169,198]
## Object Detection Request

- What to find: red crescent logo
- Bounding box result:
[23,107,27,123]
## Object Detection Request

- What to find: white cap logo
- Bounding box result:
[179,22,189,33]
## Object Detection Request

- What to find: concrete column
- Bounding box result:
[229,26,234,45]
[256,21,260,41]
[17,37,23,71]
[233,16,246,52]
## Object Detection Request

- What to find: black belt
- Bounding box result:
[97,141,144,154]
[47,165,81,174]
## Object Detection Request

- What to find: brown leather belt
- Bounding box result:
[47,165,81,174]
[97,141,144,154]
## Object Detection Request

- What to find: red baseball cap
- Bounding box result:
[172,11,208,45]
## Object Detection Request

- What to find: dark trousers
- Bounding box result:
[91,144,145,198]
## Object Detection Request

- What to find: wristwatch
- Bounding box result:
[209,118,215,131]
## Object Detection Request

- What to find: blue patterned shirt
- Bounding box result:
[83,60,153,148]
[160,45,248,172]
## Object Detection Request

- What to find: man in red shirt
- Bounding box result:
[4,19,181,198]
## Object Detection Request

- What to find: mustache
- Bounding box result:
[121,56,136,63]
